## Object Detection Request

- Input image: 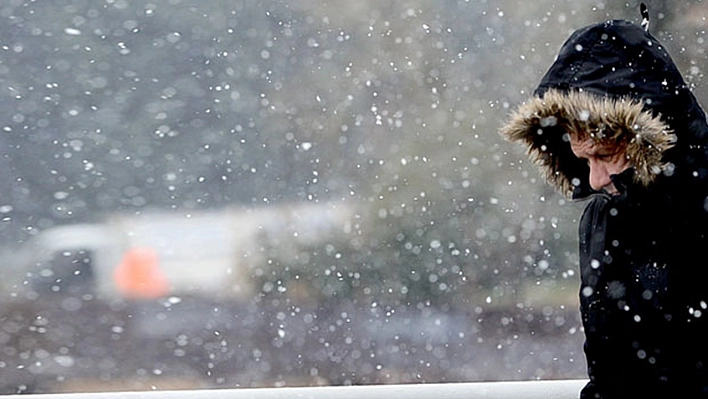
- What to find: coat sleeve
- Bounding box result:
[577,196,615,397]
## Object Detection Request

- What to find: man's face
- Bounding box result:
[569,135,630,195]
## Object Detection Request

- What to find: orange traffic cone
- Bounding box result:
[113,247,170,299]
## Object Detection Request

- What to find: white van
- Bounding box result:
[1,202,355,303]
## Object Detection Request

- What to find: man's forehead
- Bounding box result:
[567,133,626,157]
[568,137,595,153]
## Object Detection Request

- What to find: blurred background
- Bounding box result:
[0,0,706,394]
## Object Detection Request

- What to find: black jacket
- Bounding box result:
[501,20,708,398]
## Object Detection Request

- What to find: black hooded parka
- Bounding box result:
[501,19,708,398]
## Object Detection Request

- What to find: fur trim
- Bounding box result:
[499,89,676,198]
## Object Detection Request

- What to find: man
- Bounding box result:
[500,9,708,399]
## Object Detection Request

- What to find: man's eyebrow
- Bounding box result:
[593,146,623,156]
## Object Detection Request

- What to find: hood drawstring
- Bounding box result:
[640,3,650,32]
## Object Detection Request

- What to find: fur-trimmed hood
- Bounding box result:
[500,19,708,199]
[500,89,676,198]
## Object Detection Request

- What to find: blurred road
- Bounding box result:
[0,296,585,393]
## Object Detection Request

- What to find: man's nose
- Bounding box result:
[588,162,612,191]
